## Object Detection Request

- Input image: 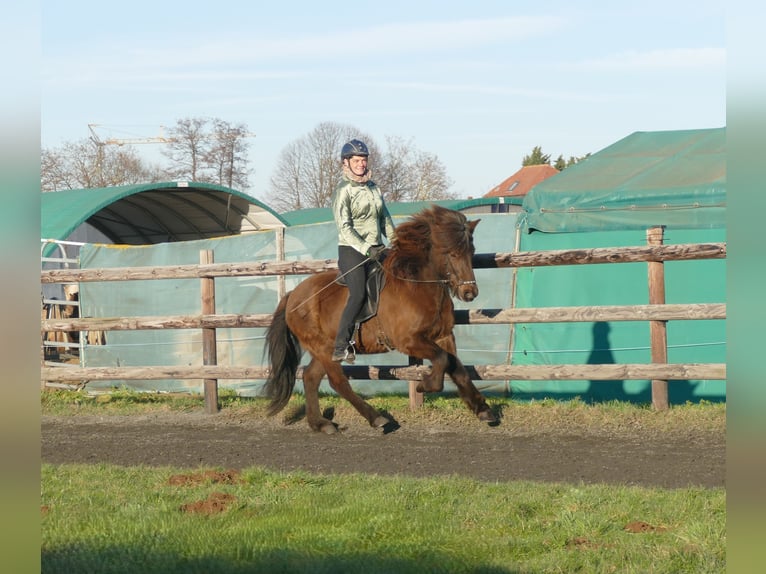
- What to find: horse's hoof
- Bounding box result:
[320,423,339,435]
[372,415,391,428]
[478,409,498,425]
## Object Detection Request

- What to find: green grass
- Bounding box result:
[41,388,726,437]
[41,389,726,573]
[42,463,724,574]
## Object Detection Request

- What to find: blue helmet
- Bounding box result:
[341,139,369,159]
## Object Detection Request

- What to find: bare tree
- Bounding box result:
[376,136,454,202]
[41,138,154,192]
[266,122,377,211]
[375,135,415,202]
[41,147,78,192]
[411,150,455,201]
[204,118,252,189]
[162,118,210,182]
[266,125,453,211]
[42,117,253,192]
[161,117,253,187]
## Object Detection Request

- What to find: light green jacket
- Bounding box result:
[332,175,396,256]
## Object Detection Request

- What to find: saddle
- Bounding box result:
[334,258,386,325]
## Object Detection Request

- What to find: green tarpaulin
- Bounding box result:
[520,128,725,233]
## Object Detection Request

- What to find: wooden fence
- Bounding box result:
[40,230,726,412]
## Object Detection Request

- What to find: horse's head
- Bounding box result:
[389,205,481,302]
[444,218,480,302]
[428,206,480,302]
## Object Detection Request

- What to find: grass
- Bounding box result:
[42,463,725,574]
[42,389,726,573]
[41,387,726,437]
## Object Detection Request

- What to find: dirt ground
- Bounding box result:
[41,406,725,489]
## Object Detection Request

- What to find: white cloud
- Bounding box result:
[43,15,565,84]
[352,80,616,103]
[577,47,725,71]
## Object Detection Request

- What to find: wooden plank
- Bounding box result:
[40,242,726,283]
[40,259,341,283]
[40,362,727,382]
[41,303,726,333]
[472,242,726,269]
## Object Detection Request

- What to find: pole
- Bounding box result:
[647,227,669,410]
[200,250,219,413]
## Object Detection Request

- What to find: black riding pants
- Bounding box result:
[334,245,368,349]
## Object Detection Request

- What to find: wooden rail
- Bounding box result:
[42,303,726,333]
[41,363,725,383]
[40,242,726,283]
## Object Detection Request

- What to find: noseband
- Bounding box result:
[446,272,476,287]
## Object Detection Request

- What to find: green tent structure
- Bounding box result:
[520,127,725,233]
[41,181,286,251]
[509,127,725,402]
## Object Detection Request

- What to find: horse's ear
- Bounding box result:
[468,219,480,233]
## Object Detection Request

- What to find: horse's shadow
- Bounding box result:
[283,404,401,434]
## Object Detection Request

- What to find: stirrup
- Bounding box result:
[331,346,355,364]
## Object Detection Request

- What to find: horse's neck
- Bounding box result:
[390,248,444,282]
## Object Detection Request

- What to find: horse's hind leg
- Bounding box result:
[303,358,337,434]
[323,362,391,429]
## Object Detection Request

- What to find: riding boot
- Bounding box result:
[334,245,366,363]
[332,323,356,363]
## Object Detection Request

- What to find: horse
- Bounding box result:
[263,204,497,433]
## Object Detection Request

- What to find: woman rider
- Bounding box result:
[331,139,396,363]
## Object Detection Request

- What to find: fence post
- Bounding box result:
[408,356,424,411]
[276,226,286,300]
[200,249,219,414]
[647,227,669,410]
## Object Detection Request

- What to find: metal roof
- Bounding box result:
[41,181,287,246]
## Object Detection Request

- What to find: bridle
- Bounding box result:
[442,252,477,295]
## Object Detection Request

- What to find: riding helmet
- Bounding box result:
[341,139,369,159]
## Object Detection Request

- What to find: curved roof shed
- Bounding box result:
[41,181,286,246]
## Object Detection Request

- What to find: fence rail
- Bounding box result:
[39,243,726,284]
[41,363,725,383]
[42,303,725,333]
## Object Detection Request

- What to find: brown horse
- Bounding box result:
[263,205,497,433]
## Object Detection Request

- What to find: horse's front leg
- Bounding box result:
[398,335,449,393]
[430,335,497,424]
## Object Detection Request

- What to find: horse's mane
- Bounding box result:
[388,205,472,279]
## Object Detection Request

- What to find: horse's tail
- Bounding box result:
[263,292,302,416]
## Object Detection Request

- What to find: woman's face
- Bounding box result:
[346,155,368,176]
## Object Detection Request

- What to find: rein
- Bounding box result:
[292,245,475,311]
[292,257,371,311]
[388,271,475,286]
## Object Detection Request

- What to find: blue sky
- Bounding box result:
[41,1,725,201]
